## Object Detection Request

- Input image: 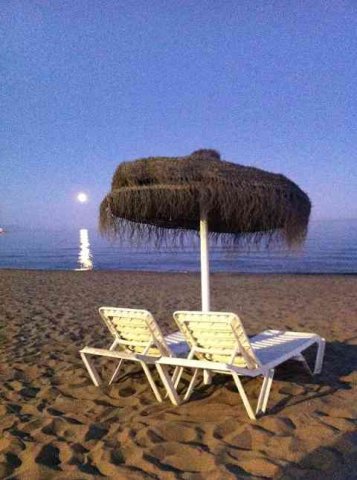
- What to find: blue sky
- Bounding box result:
[1,1,356,229]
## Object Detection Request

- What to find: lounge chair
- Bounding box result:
[80,307,189,402]
[155,311,325,420]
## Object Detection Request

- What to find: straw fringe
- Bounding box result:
[99,150,311,248]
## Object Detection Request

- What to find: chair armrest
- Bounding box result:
[80,347,157,363]
[155,356,261,377]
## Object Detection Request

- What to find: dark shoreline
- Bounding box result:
[0,267,356,276]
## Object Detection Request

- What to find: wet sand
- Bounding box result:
[0,270,356,479]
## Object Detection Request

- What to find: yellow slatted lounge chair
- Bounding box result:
[155,311,325,420]
[80,307,188,402]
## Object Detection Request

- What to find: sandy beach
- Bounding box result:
[0,270,356,479]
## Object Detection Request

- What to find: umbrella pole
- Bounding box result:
[200,211,210,312]
[200,211,213,385]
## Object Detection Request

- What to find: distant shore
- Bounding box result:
[0,270,356,478]
[0,267,356,275]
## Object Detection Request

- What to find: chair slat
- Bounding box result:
[99,307,172,356]
[174,311,261,369]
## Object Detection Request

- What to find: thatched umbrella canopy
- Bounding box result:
[100,149,311,310]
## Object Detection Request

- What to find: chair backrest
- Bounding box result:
[173,311,261,369]
[99,307,171,357]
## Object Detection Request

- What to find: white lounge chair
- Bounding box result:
[155,311,325,420]
[80,307,189,402]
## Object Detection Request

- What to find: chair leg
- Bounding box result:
[256,373,269,415]
[164,366,184,396]
[171,366,179,385]
[166,365,201,401]
[109,359,124,385]
[184,368,200,401]
[203,370,212,385]
[173,367,184,389]
[80,352,101,386]
[162,366,179,399]
[140,362,163,403]
[314,338,325,374]
[232,373,256,420]
[156,364,181,406]
[256,369,274,415]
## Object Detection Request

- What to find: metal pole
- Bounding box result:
[200,211,210,312]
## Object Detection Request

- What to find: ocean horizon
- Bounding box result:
[0,219,356,274]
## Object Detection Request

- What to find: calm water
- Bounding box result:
[0,220,356,274]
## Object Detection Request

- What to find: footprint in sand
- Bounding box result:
[35,444,61,470]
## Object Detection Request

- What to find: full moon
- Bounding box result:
[77,192,88,203]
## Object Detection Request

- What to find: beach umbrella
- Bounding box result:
[99,149,311,311]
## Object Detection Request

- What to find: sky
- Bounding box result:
[1,0,356,229]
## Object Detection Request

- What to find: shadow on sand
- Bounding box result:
[279,430,357,480]
[190,340,357,479]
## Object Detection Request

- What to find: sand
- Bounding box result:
[0,270,356,479]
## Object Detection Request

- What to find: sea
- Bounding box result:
[0,220,356,274]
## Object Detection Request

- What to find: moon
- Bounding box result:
[77,192,88,203]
